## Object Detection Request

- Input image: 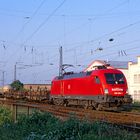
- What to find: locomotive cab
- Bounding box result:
[92,69,132,110]
[104,73,126,96]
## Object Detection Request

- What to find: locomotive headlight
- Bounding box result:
[104,88,109,94]
[126,89,128,94]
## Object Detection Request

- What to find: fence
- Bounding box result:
[0,99,39,121]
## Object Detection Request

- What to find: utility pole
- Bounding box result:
[14,64,17,81]
[59,46,63,76]
[13,62,41,82]
[0,70,5,92]
[2,71,5,87]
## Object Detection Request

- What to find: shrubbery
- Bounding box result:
[10,80,24,91]
[0,107,12,125]
[0,108,139,140]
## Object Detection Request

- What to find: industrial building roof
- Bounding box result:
[108,61,128,69]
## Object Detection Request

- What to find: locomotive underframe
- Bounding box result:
[50,94,132,111]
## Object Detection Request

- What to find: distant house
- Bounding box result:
[108,61,128,69]
[0,85,12,93]
[83,60,113,72]
[0,87,3,93]
[127,56,140,102]
[112,57,140,102]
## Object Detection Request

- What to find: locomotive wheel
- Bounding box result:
[49,98,54,105]
[84,103,88,109]
[63,99,68,107]
[96,104,103,111]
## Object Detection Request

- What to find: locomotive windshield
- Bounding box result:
[105,73,125,84]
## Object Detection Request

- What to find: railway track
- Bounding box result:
[0,98,140,133]
[34,104,140,133]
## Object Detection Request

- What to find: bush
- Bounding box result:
[0,107,12,125]
[0,111,138,140]
[10,80,24,91]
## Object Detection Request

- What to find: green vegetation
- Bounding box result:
[0,107,139,140]
[0,107,12,125]
[10,80,24,91]
[133,102,140,105]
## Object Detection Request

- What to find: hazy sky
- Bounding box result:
[0,0,140,85]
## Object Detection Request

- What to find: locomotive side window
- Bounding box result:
[105,73,125,84]
[95,76,100,84]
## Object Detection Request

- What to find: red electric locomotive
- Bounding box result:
[51,66,132,111]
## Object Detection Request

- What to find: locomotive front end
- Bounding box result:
[102,70,132,109]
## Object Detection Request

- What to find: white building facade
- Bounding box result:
[127,56,140,102]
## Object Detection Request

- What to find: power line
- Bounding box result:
[65,19,140,52]
[2,0,140,83]
[46,0,129,46]
[75,39,140,58]
[103,0,129,14]
[3,0,66,81]
[3,0,47,66]
[22,0,66,45]
[2,10,140,19]
[13,0,47,41]
[83,45,140,64]
[44,43,140,71]
[24,39,140,71]
[5,0,66,66]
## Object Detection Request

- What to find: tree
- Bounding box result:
[10,80,24,91]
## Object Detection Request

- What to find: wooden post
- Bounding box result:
[12,104,17,122]
[27,106,30,116]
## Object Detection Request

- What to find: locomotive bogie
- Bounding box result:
[50,94,132,111]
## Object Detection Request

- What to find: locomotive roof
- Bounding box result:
[55,68,122,80]
[56,71,92,80]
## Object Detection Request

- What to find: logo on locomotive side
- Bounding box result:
[112,88,123,91]
[114,92,123,95]
[68,84,71,89]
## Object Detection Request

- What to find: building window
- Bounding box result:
[134,74,140,84]
[138,90,140,101]
[138,74,140,83]
[134,74,137,83]
[134,90,137,101]
[134,90,137,94]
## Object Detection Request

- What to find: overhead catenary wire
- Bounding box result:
[22,0,67,46]
[65,19,140,52]
[5,36,140,78]
[3,19,140,73]
[46,0,129,46]
[13,0,47,41]
[78,44,140,65]
[1,0,140,84]
[26,47,140,80]
[28,43,140,78]
[72,39,140,58]
[7,43,140,84]
[4,0,66,66]
[0,0,133,51]
[2,0,47,67]
[34,41,140,72]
